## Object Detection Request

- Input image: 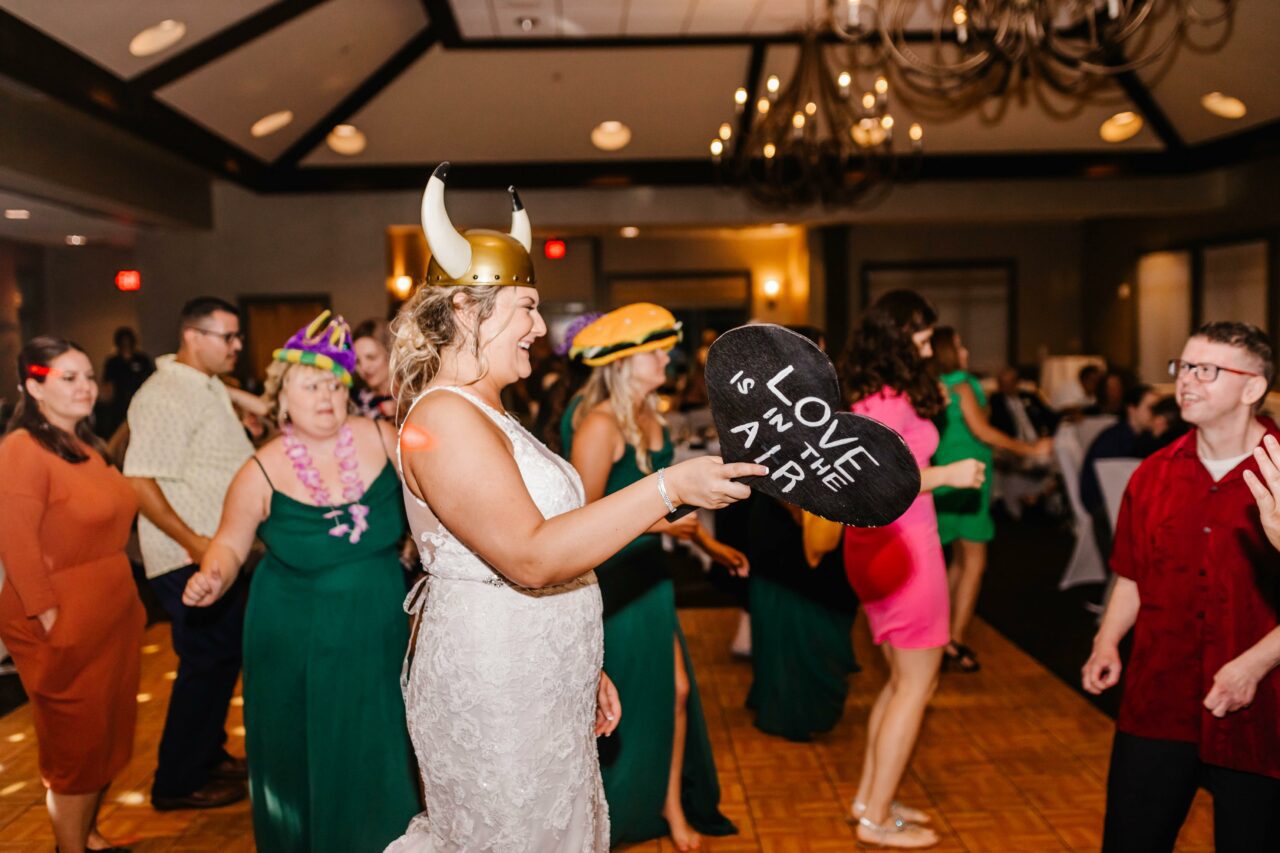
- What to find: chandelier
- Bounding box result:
[829,0,1238,99]
[711,30,923,208]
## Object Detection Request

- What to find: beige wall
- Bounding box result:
[32,244,141,373]
[598,227,810,323]
[845,222,1084,366]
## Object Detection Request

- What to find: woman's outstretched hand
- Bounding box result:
[665,457,766,510]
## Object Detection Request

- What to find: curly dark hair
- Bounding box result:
[840,289,944,419]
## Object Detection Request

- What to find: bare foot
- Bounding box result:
[664,802,702,851]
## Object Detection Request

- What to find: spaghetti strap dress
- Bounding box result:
[243,458,419,853]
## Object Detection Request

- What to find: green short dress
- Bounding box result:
[243,460,420,853]
[933,370,996,545]
[561,399,736,848]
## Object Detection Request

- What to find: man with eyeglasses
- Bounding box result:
[1082,321,1280,851]
[124,297,253,811]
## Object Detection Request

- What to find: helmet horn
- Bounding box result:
[421,162,472,281]
[508,186,532,253]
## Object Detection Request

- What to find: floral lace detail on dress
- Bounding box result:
[388,386,609,853]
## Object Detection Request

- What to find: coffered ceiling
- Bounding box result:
[0,0,1276,192]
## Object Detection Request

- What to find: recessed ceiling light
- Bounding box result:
[591,120,631,152]
[517,16,539,32]
[326,124,367,156]
[65,235,87,246]
[129,19,186,58]
[620,226,640,238]
[251,110,294,138]
[1100,111,1143,143]
[1201,91,1246,120]
[4,209,30,220]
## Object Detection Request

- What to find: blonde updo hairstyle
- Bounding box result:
[571,356,665,474]
[389,283,507,413]
[261,361,352,428]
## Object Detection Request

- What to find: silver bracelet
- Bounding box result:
[656,467,676,513]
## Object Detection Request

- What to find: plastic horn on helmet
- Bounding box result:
[420,162,472,281]
[508,187,532,252]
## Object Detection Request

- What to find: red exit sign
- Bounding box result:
[115,269,141,291]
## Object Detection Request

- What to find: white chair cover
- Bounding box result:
[1077,414,1119,452]
[1096,457,1142,532]
[1055,422,1108,589]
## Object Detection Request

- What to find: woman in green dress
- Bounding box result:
[183,313,419,852]
[561,303,745,851]
[929,328,1051,672]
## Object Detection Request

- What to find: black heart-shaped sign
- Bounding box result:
[702,324,920,527]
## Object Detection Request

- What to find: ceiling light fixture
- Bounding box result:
[4,209,31,220]
[712,30,921,207]
[517,16,539,32]
[620,226,640,238]
[1201,91,1246,119]
[590,120,632,152]
[326,124,367,156]
[65,235,87,246]
[251,110,295,138]
[1099,110,1143,142]
[129,19,186,58]
[829,1,1238,101]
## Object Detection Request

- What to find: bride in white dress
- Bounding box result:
[384,165,763,853]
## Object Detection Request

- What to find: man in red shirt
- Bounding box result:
[1083,321,1280,852]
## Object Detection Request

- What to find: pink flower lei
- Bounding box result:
[282,423,370,544]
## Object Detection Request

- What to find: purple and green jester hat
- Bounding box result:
[272,310,356,386]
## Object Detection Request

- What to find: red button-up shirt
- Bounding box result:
[1111,419,1280,779]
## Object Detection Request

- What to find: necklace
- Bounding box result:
[282,423,370,543]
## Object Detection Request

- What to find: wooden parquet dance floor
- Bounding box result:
[0,609,1213,852]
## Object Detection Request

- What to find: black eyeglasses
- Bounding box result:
[1168,359,1260,383]
[186,326,244,345]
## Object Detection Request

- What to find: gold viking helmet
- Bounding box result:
[421,162,536,287]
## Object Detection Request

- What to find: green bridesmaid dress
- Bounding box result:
[243,460,420,853]
[745,494,860,742]
[561,399,736,848]
[933,369,996,545]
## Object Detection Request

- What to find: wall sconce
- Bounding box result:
[762,278,782,309]
[391,275,413,299]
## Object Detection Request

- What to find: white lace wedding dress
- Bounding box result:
[385,386,610,853]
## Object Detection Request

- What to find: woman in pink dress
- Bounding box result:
[839,290,985,849]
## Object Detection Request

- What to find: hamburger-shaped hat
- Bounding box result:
[570,303,682,367]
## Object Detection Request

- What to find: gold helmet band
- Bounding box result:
[421,162,536,287]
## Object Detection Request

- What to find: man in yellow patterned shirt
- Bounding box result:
[125,297,252,811]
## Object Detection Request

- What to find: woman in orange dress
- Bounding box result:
[0,336,145,853]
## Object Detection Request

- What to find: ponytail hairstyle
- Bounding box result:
[8,336,105,463]
[389,283,506,414]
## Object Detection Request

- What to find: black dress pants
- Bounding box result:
[1103,731,1280,853]
[148,563,247,799]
